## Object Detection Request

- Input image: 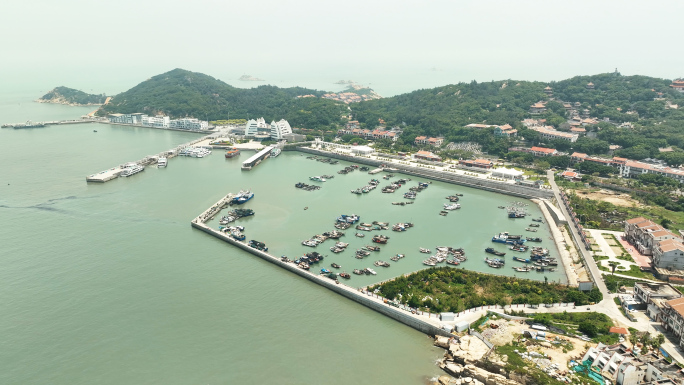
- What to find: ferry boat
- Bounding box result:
[309,176,326,182]
[157,157,167,168]
[271,148,281,157]
[120,163,144,177]
[225,147,240,158]
[232,190,254,205]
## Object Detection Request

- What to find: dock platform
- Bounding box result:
[86,167,122,182]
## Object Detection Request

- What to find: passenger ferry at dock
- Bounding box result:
[120,163,145,177]
[157,157,167,168]
[271,148,281,157]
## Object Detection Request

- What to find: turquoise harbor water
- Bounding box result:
[0,93,561,385]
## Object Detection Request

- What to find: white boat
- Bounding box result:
[309,176,326,182]
[120,163,144,177]
[157,157,167,168]
[366,268,377,275]
[443,203,461,210]
[419,247,431,253]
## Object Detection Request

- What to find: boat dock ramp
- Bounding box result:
[86,133,230,183]
[191,193,454,338]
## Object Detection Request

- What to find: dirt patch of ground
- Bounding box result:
[568,189,638,207]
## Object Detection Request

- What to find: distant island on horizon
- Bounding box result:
[238,75,264,82]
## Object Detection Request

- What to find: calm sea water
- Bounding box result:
[0,87,562,384]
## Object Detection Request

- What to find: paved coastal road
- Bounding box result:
[546,170,608,296]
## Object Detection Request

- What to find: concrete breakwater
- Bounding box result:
[295,147,554,200]
[191,195,456,338]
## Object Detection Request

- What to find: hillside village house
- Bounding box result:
[559,170,581,181]
[532,126,579,142]
[414,136,443,147]
[494,124,517,137]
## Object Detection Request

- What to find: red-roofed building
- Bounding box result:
[530,146,557,157]
[608,327,629,335]
[415,136,443,147]
[459,159,493,169]
[559,170,581,181]
[413,150,441,162]
[670,79,684,93]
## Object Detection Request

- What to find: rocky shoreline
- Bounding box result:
[432,335,522,385]
[35,98,102,107]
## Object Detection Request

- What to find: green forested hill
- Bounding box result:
[39,86,107,105]
[97,68,347,129]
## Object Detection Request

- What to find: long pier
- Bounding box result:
[191,193,455,338]
[86,132,233,183]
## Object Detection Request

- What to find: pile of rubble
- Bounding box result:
[480,320,508,341]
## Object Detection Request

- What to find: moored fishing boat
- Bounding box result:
[331,263,341,269]
[485,247,506,256]
[339,272,350,279]
[157,157,167,168]
[225,147,240,158]
[419,247,431,253]
[232,189,254,204]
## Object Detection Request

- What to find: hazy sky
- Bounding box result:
[1,0,682,96]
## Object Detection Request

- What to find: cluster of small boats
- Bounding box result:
[292,251,324,270]
[302,230,346,248]
[179,147,211,158]
[356,221,389,231]
[485,257,505,268]
[391,222,414,232]
[440,194,463,215]
[353,245,381,259]
[295,182,321,191]
[353,268,377,276]
[423,247,466,266]
[392,201,415,206]
[390,253,405,262]
[351,179,380,194]
[219,225,246,241]
[330,241,350,253]
[248,240,268,251]
[338,165,359,174]
[218,208,254,225]
[305,156,339,165]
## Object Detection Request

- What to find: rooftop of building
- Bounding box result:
[635,282,682,298]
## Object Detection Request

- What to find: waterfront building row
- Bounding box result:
[107,113,208,130]
[336,127,399,142]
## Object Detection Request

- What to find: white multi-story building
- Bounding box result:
[169,118,208,130]
[107,113,145,125]
[652,239,684,270]
[270,119,292,140]
[256,117,269,129]
[244,119,259,137]
[141,115,170,128]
